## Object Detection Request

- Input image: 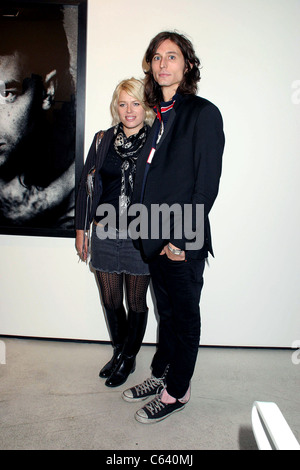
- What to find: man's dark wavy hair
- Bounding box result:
[143,31,201,107]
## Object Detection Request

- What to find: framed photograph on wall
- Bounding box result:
[0,0,87,237]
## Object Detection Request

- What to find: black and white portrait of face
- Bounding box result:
[0,4,78,233]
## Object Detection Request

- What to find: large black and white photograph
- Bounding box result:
[0,0,86,237]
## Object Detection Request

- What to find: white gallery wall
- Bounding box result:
[1,0,300,347]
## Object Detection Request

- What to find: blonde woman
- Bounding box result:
[75,78,154,387]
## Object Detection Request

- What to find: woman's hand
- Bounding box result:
[76,230,88,262]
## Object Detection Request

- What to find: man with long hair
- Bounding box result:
[122,31,225,423]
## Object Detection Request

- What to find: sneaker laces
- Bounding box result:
[144,394,166,416]
[134,377,164,397]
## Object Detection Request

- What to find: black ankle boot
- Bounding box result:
[105,354,136,387]
[99,345,123,378]
[98,305,127,379]
[105,309,148,387]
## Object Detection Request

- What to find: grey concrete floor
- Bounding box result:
[0,337,299,451]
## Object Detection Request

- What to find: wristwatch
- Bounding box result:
[167,243,183,256]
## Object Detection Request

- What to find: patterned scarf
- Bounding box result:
[113,123,148,215]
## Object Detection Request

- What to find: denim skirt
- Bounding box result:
[90,223,150,275]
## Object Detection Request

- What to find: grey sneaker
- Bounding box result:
[122,376,165,402]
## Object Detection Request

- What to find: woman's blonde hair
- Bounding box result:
[110,77,155,126]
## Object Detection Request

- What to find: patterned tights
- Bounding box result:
[95,271,150,313]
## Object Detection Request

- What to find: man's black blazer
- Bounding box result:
[131,93,225,261]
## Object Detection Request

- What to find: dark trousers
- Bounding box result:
[149,254,205,399]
